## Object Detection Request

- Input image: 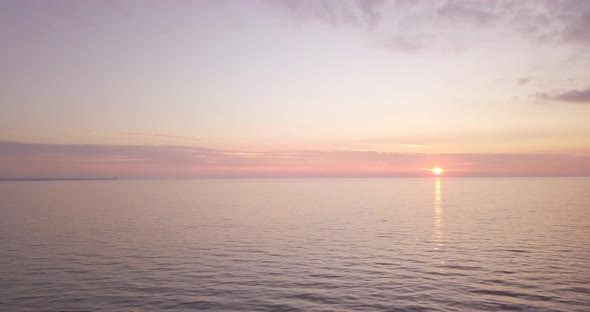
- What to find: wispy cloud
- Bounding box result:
[516,77,532,86]
[122,132,201,143]
[436,0,498,26]
[560,1,590,44]
[267,0,590,53]
[265,0,386,29]
[1,141,589,178]
[399,144,425,149]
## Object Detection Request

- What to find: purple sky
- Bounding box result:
[1,0,590,178]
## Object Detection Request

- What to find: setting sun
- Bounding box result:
[432,167,444,175]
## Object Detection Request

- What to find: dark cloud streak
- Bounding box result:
[543,87,590,104]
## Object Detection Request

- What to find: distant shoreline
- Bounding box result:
[0,178,118,181]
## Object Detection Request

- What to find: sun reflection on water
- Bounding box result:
[434,177,443,249]
[434,177,445,272]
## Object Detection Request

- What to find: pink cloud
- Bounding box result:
[1,141,589,178]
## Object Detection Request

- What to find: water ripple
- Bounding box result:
[1,178,589,311]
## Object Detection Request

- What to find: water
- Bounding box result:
[1,178,589,311]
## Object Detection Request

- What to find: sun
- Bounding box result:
[432,167,444,175]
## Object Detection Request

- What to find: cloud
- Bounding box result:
[382,34,434,53]
[399,144,425,149]
[1,141,589,178]
[122,132,201,143]
[558,1,590,44]
[516,77,531,86]
[436,0,499,26]
[266,0,590,53]
[265,0,386,28]
[538,87,590,104]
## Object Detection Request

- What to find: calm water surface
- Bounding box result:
[1,178,589,311]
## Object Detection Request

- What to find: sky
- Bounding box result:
[1,0,590,178]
